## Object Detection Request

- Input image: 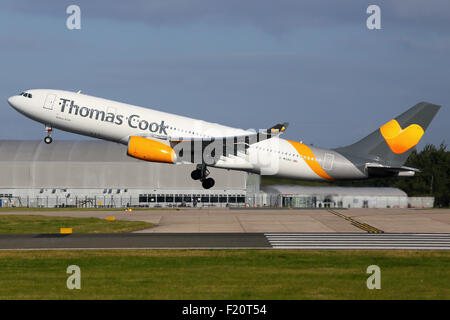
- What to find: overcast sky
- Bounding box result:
[0,0,448,149]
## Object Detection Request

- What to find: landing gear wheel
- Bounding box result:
[202,178,215,189]
[192,164,214,188]
[44,125,53,144]
[191,169,202,180]
[191,164,210,180]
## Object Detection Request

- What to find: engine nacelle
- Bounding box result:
[127,136,176,164]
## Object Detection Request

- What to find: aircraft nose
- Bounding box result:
[8,96,16,107]
[8,95,20,109]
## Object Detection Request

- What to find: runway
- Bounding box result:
[0,233,271,250]
[0,233,449,250]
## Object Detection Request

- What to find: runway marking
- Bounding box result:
[265,233,450,250]
[327,209,384,233]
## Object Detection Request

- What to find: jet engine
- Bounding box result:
[127,136,176,164]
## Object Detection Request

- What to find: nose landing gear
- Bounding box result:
[191,164,215,189]
[44,126,53,144]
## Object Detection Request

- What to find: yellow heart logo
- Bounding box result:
[380,119,424,154]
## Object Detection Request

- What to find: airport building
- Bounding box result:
[0,140,258,208]
[261,185,411,209]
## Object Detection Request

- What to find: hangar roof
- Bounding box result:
[262,185,407,197]
[0,140,139,162]
[0,140,247,190]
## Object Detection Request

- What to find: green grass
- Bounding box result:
[0,215,153,234]
[0,250,448,299]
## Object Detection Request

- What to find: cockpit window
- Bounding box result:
[20,92,32,98]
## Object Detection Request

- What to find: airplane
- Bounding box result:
[7,89,440,189]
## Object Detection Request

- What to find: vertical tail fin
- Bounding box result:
[335,102,441,167]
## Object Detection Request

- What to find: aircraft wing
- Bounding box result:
[169,122,289,143]
[167,122,289,162]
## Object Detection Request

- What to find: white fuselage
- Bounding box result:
[7,89,365,181]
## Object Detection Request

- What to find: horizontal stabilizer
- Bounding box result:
[366,163,419,178]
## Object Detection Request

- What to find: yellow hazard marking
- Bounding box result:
[328,209,384,233]
[60,228,72,234]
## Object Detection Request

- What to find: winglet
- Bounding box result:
[268,122,289,134]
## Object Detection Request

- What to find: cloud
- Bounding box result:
[3,0,450,34]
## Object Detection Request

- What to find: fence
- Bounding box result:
[0,193,423,209]
[0,195,253,209]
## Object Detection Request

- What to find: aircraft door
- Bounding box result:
[43,94,56,110]
[323,153,334,170]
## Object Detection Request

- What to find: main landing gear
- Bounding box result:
[191,164,215,189]
[44,125,53,144]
